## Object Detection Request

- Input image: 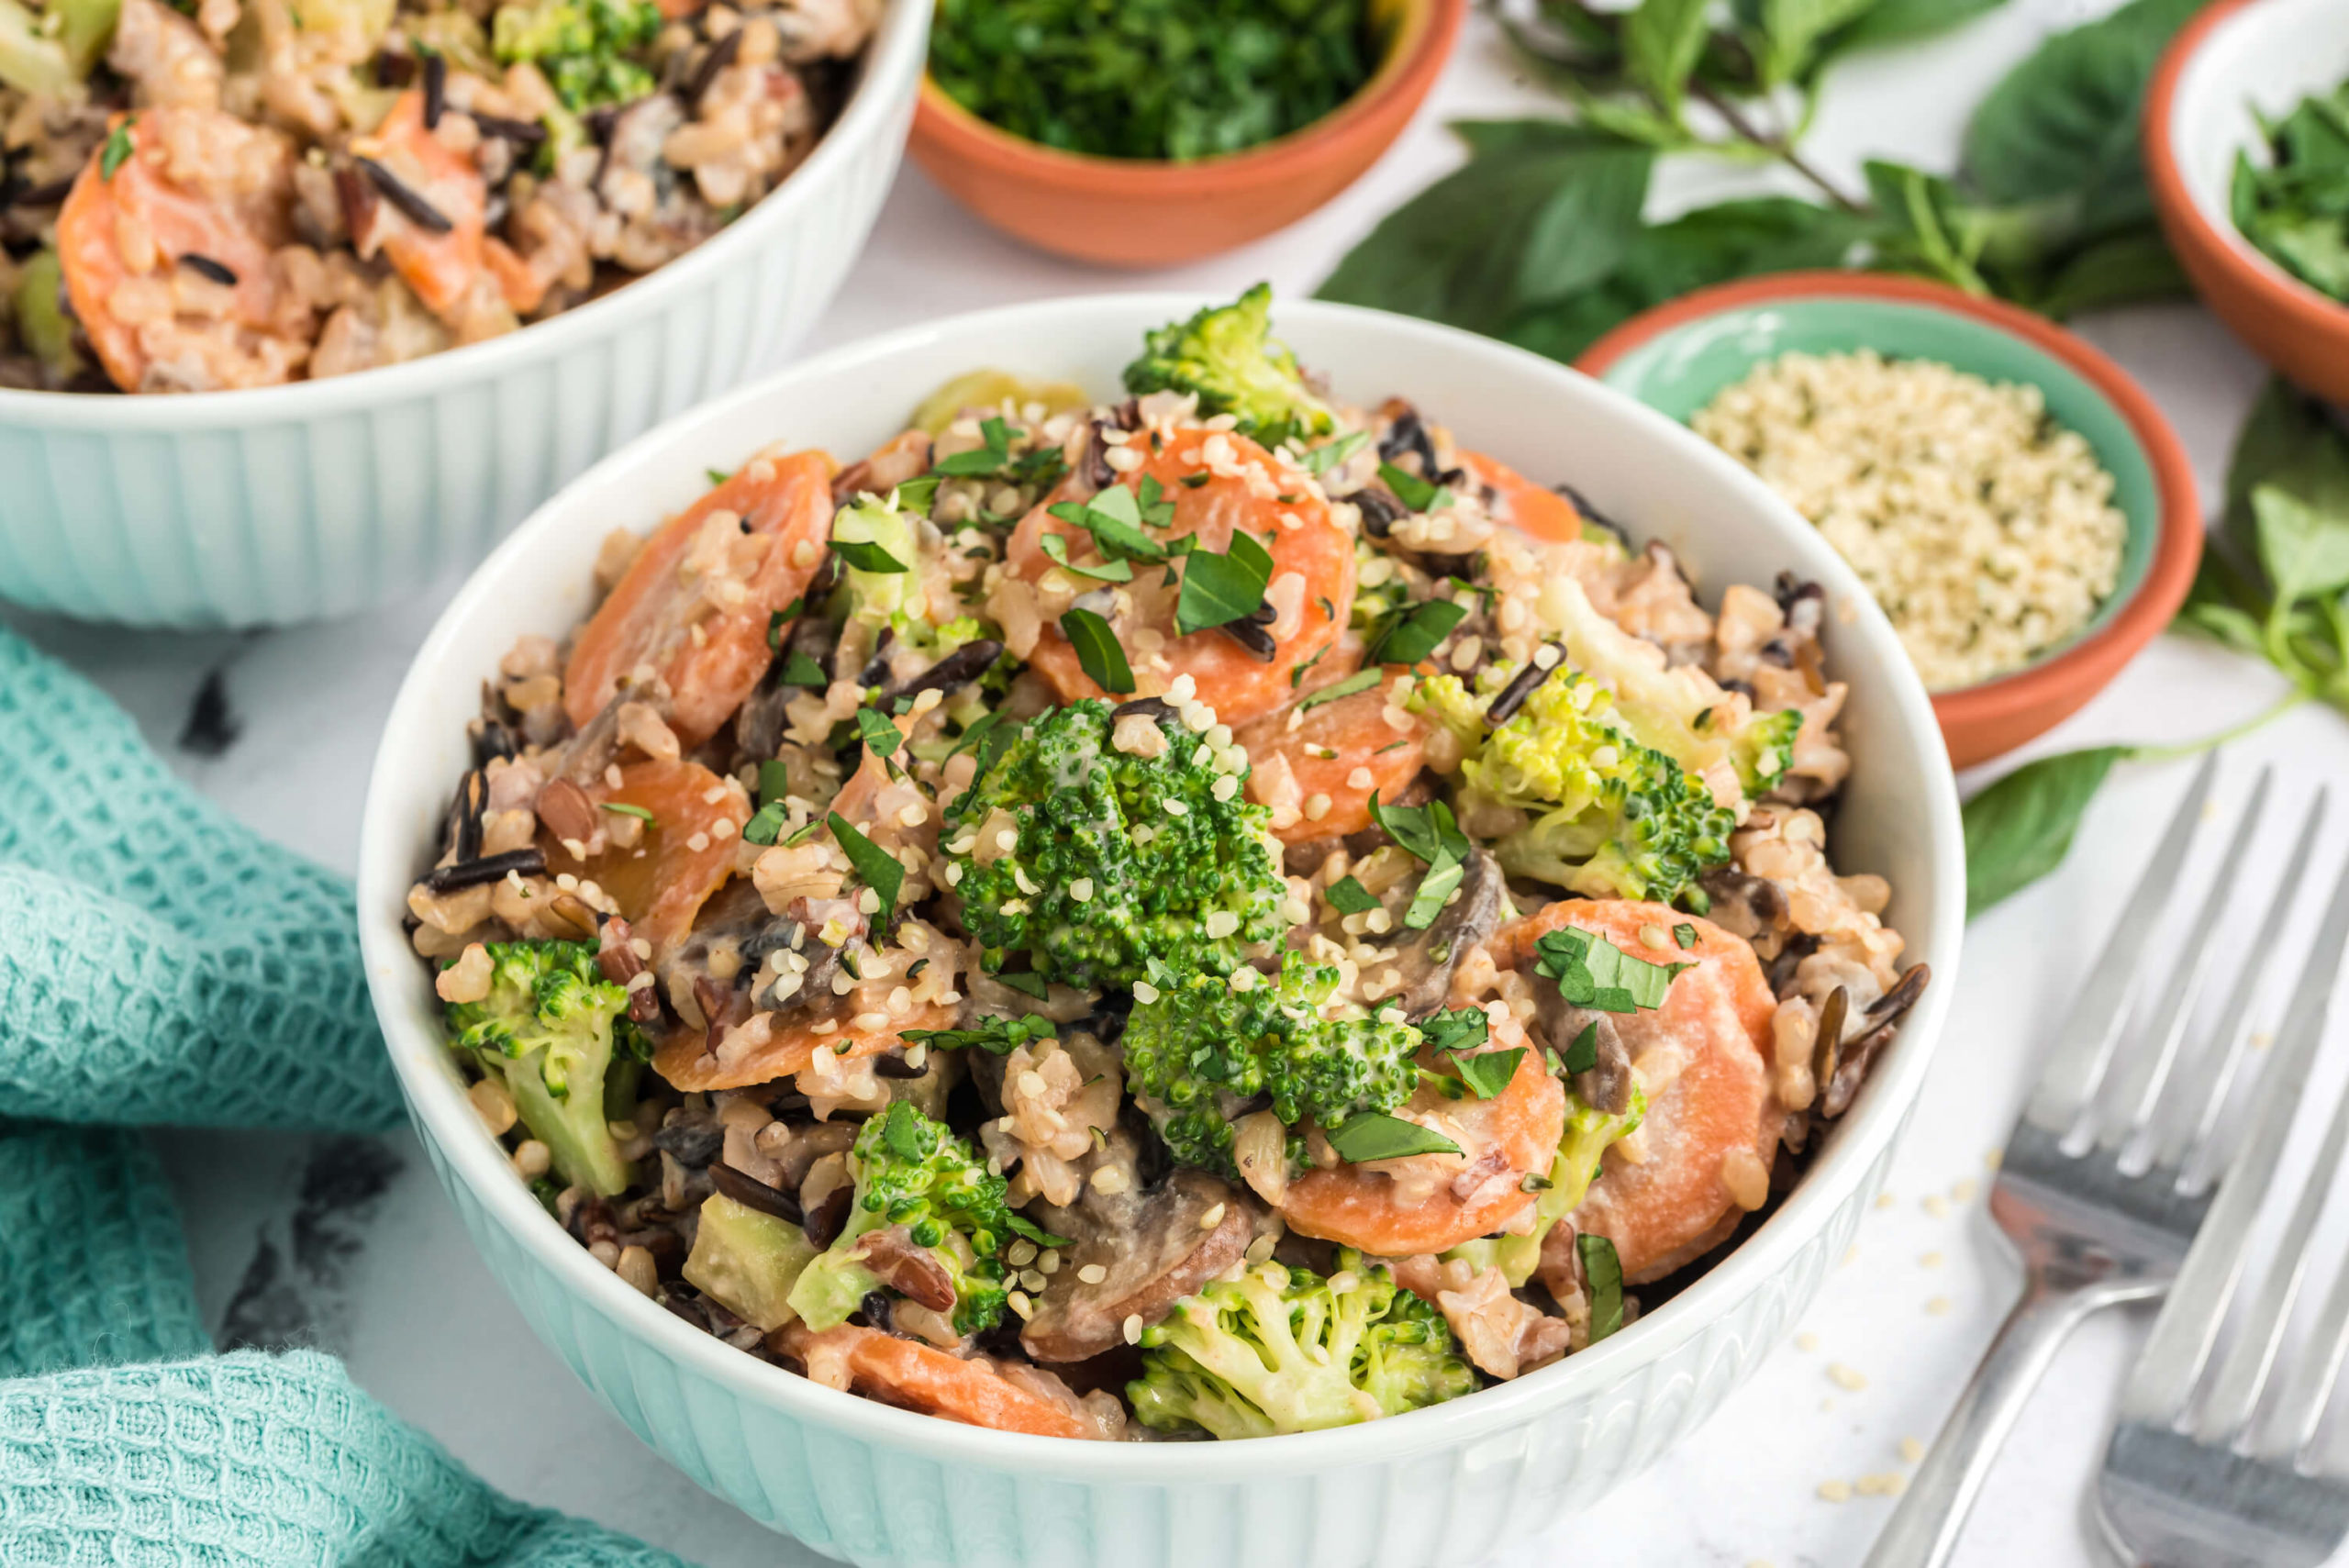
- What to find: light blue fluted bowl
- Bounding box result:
[358,296,1966,1567]
[0,0,925,628]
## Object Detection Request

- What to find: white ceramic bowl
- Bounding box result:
[0,0,925,629]
[358,295,1966,1568]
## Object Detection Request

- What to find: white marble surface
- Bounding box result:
[14,3,2349,1564]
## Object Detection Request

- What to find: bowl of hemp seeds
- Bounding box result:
[1576,271,2201,769]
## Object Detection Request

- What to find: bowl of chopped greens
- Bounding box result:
[909,0,1465,266]
[2148,0,2349,404]
[359,289,1962,1565]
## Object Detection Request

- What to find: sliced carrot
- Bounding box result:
[483,236,545,316]
[779,1324,1094,1439]
[1494,899,1782,1286]
[349,90,485,317]
[653,995,953,1093]
[545,759,747,963]
[55,108,297,392]
[1008,429,1353,728]
[1280,1020,1564,1257]
[563,448,840,748]
[1236,651,1427,844]
[1461,450,1584,544]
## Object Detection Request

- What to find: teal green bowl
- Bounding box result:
[1576,271,2200,768]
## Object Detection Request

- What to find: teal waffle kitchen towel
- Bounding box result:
[0,629,687,1567]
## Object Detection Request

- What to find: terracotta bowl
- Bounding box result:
[2145,0,2349,404]
[1576,272,2201,771]
[908,0,1465,268]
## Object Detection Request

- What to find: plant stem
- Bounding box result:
[1689,82,1866,214]
[2128,690,2308,763]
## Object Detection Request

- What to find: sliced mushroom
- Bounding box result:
[1531,995,1634,1117]
[1019,1119,1264,1364]
[1386,846,1506,1019]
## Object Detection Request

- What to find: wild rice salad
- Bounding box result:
[407,288,1928,1440]
[0,0,877,392]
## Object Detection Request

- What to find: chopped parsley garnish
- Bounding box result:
[1174,529,1273,635]
[1533,927,1691,1014]
[598,802,655,823]
[757,759,791,807]
[1364,596,1468,666]
[1379,461,1453,514]
[1300,429,1370,475]
[853,707,903,757]
[1580,1233,1624,1340]
[777,650,828,687]
[100,117,135,180]
[1369,792,1474,931]
[1297,668,1380,711]
[902,1012,1058,1054]
[1059,606,1134,694]
[1325,874,1379,915]
[828,811,904,927]
[1326,1110,1461,1162]
[1674,923,1698,950]
[1563,1021,1598,1074]
[1040,530,1134,583]
[832,539,907,573]
[994,969,1051,1000]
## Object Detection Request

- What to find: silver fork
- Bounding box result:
[1867,759,2333,1568]
[2098,836,2349,1568]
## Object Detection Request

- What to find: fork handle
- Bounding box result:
[1864,1277,2114,1568]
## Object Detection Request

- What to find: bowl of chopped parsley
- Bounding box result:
[910,0,1466,266]
[2147,0,2349,403]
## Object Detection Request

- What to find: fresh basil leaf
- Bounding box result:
[1963,745,2129,917]
[1533,926,1687,1011]
[1451,1046,1526,1102]
[828,811,905,927]
[1326,875,1380,915]
[1298,669,1382,712]
[1564,1021,1599,1075]
[1366,597,1469,667]
[1174,533,1274,635]
[1759,0,1879,85]
[707,468,731,486]
[1579,1232,1625,1340]
[2253,484,2349,609]
[1960,0,2203,234]
[1318,126,1655,338]
[1673,923,1698,950]
[2026,225,2190,317]
[599,801,655,823]
[832,539,907,573]
[1300,430,1371,475]
[1326,1111,1463,1162]
[1368,792,1442,863]
[1625,0,1713,113]
[854,707,903,757]
[1040,530,1135,583]
[1059,607,1135,695]
[756,759,792,808]
[2226,381,2349,569]
[778,651,828,687]
[1503,197,1870,364]
[881,1102,925,1162]
[995,970,1050,1000]
[932,417,1014,475]
[1825,0,2005,55]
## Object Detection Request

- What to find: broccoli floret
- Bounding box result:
[1415,668,1734,907]
[1128,1251,1479,1438]
[1120,284,1335,450]
[787,1102,1033,1336]
[1120,954,1419,1177]
[490,0,658,110]
[443,940,646,1197]
[1444,1086,1645,1287]
[943,699,1286,988]
[1547,576,1804,798]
